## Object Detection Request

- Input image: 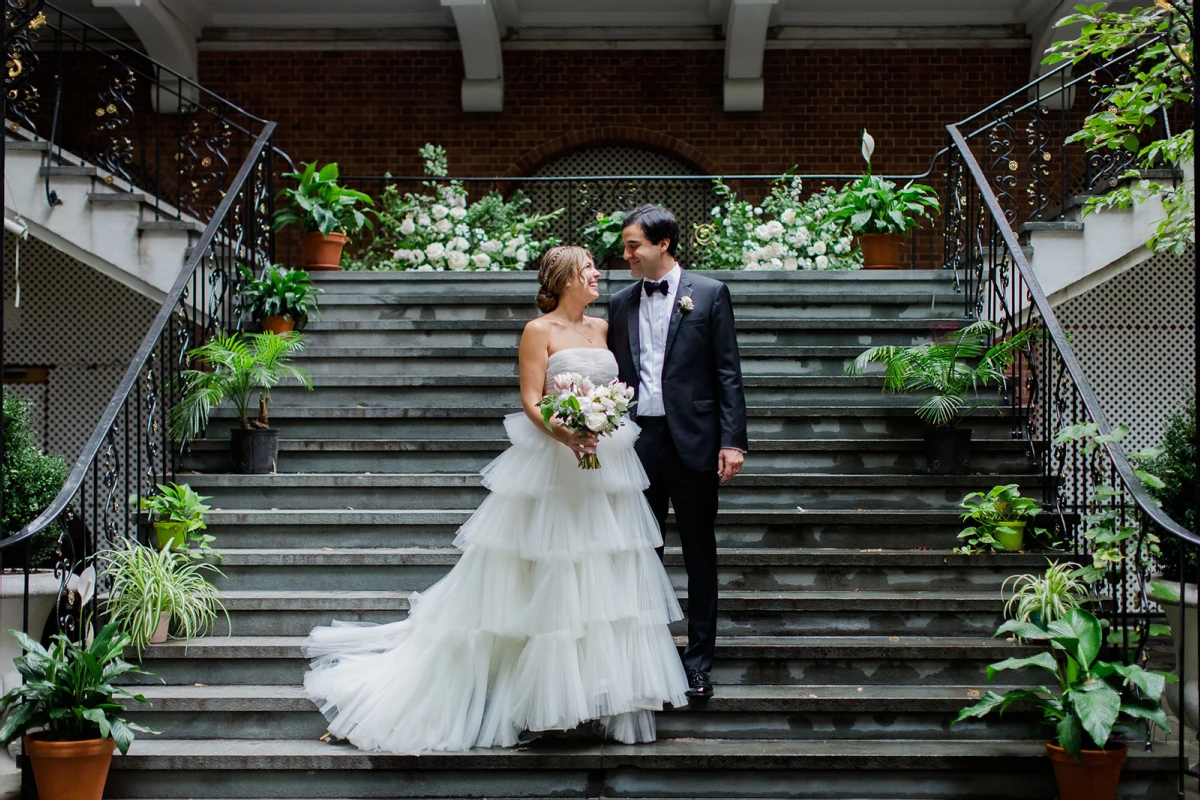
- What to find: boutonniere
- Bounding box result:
[678,296,694,313]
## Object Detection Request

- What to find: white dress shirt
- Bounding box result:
[637,263,681,417]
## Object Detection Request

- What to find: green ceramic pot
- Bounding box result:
[992,521,1026,552]
[153,521,187,551]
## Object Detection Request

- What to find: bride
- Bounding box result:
[303,245,689,753]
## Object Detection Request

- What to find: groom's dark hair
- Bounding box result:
[622,204,679,256]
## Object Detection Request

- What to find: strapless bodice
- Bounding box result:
[544,347,619,394]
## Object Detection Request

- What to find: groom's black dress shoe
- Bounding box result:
[685,669,713,699]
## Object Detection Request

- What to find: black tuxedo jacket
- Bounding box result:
[607,270,749,472]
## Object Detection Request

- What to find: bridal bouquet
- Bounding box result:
[539,373,636,469]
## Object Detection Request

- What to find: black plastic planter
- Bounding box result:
[924,427,971,475]
[229,428,280,474]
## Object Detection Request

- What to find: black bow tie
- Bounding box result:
[643,280,669,297]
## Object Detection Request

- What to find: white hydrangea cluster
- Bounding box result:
[386,187,534,272]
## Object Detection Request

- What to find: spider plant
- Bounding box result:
[844,320,1037,427]
[99,540,228,658]
[1003,560,1092,630]
[168,331,312,440]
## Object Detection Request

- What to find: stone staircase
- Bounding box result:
[106,270,1177,799]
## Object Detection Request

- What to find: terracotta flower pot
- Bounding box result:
[262,315,296,335]
[150,609,171,644]
[299,231,348,271]
[858,233,907,269]
[1046,742,1127,800]
[23,733,116,800]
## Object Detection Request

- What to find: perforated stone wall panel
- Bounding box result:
[3,233,159,463]
[1054,245,1195,453]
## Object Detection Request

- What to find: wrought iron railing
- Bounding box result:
[0,122,279,639]
[943,29,1197,788]
[6,3,284,222]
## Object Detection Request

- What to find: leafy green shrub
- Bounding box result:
[1149,393,1197,581]
[2,394,67,567]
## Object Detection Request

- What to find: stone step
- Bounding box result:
[101,737,1179,799]
[202,508,1030,550]
[128,634,1041,687]
[299,317,966,348]
[204,405,1020,441]
[183,472,1044,511]
[122,683,1036,742]
[265,375,1005,409]
[311,292,961,322]
[206,584,1024,637]
[206,547,1052,600]
[183,437,1034,475]
[308,269,962,297]
[291,345,892,378]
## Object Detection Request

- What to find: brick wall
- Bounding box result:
[198,48,1030,178]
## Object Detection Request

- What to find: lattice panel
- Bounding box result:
[3,233,159,463]
[527,146,718,266]
[1054,245,1195,452]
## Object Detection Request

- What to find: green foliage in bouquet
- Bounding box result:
[696,175,861,271]
[346,144,564,271]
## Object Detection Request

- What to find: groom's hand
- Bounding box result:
[718,448,744,483]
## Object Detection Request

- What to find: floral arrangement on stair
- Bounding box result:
[345,145,564,272]
[695,174,861,271]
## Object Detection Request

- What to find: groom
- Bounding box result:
[606,204,748,700]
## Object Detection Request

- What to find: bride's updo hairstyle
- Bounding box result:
[536,245,592,314]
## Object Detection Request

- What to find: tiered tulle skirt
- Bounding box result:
[302,413,690,753]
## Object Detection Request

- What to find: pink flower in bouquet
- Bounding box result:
[553,373,574,392]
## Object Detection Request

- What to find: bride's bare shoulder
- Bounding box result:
[591,317,609,335]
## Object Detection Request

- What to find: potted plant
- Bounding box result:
[135,482,214,556]
[237,263,324,335]
[954,483,1044,553]
[829,130,941,268]
[0,621,156,800]
[99,540,227,656]
[272,161,374,271]
[951,607,1173,800]
[844,320,1035,473]
[168,331,313,474]
[1002,560,1091,628]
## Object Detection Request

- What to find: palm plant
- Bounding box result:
[844,320,1036,427]
[99,540,228,658]
[168,331,312,440]
[237,263,323,328]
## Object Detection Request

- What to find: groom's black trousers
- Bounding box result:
[633,416,720,674]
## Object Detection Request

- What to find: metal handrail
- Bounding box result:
[0,122,277,557]
[946,122,1197,547]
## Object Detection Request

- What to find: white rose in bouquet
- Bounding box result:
[447,251,470,270]
[472,253,491,268]
[400,216,416,236]
[431,204,449,220]
[585,411,609,433]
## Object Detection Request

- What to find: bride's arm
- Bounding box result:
[518,320,595,456]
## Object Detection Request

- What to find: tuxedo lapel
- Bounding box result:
[663,272,693,363]
[626,286,642,370]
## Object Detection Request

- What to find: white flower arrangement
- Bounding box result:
[697,175,862,271]
[345,144,564,272]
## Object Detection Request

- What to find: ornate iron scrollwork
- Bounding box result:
[95,58,138,184]
[178,117,233,221]
[4,0,47,133]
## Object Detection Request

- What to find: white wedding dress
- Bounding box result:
[303,347,690,753]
